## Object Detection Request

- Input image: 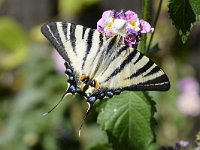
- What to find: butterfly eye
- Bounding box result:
[80,75,90,84]
[90,80,95,87]
[83,78,90,84]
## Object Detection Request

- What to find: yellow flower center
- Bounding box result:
[111,18,115,22]
[106,23,113,28]
[131,21,137,26]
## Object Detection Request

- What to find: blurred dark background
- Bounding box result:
[0,0,200,149]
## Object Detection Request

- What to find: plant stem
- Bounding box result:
[140,0,150,53]
[142,0,150,21]
[147,0,163,53]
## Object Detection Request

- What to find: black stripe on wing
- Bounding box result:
[81,29,94,69]
[127,60,154,79]
[95,36,118,71]
[41,22,70,63]
[81,27,87,39]
[87,33,104,69]
[122,74,170,91]
[97,45,129,77]
[105,36,118,56]
[144,66,161,77]
[134,52,143,64]
[102,48,138,83]
[122,52,170,91]
[69,24,77,55]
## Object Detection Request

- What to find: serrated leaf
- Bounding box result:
[97,92,156,150]
[168,0,196,43]
[189,0,200,15]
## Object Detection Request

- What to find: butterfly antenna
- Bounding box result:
[43,91,68,116]
[78,102,93,137]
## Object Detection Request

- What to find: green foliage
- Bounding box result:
[85,125,110,150]
[97,92,156,150]
[0,17,28,70]
[168,0,196,43]
[189,0,200,15]
[0,46,73,150]
[59,0,99,15]
[0,17,27,51]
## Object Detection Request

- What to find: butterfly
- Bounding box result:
[41,22,170,134]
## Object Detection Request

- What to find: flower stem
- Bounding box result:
[140,0,150,54]
[147,0,163,53]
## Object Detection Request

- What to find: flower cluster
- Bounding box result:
[97,10,154,48]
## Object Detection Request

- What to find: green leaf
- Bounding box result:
[86,125,110,149]
[89,144,112,150]
[97,92,156,150]
[168,0,196,43]
[189,0,200,15]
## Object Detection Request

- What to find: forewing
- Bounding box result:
[41,22,106,76]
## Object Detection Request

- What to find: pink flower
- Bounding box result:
[124,29,138,47]
[124,34,137,47]
[102,10,114,18]
[179,77,199,93]
[97,10,114,33]
[125,10,138,22]
[114,10,125,19]
[97,19,105,33]
[140,20,154,33]
[176,140,189,147]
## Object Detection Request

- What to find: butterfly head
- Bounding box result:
[79,75,101,102]
[79,75,100,90]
